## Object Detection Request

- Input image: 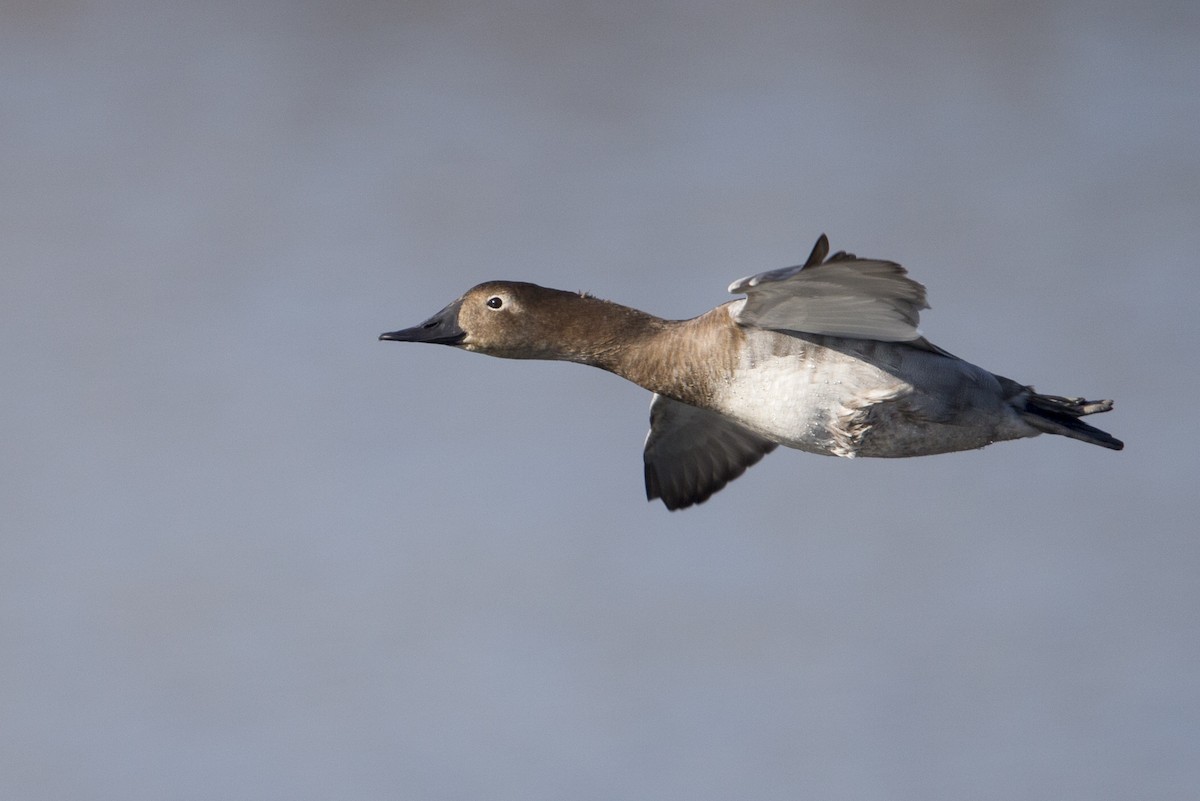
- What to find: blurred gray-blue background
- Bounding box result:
[3,1,1198,799]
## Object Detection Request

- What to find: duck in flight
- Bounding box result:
[381,235,1122,510]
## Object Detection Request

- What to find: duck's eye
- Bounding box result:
[486,296,503,309]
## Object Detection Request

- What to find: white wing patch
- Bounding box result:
[643,394,777,511]
[728,234,929,342]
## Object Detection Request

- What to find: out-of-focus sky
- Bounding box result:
[2,1,1197,799]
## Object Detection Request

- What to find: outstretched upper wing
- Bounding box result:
[643,394,777,511]
[728,234,929,342]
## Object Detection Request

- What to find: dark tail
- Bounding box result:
[1020,392,1124,450]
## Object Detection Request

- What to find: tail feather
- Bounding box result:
[1021,392,1124,451]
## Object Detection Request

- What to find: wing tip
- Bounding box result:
[728,233,832,295]
[804,233,830,268]
[644,442,778,511]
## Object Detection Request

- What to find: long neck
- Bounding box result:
[562,299,742,408]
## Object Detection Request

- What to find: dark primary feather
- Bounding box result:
[643,395,777,510]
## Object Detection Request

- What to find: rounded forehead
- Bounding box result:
[467,280,543,297]
[464,281,583,309]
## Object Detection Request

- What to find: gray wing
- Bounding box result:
[643,394,778,511]
[728,234,929,342]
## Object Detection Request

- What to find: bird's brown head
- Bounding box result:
[380,281,633,361]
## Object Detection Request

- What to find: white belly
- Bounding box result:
[711,332,1036,457]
